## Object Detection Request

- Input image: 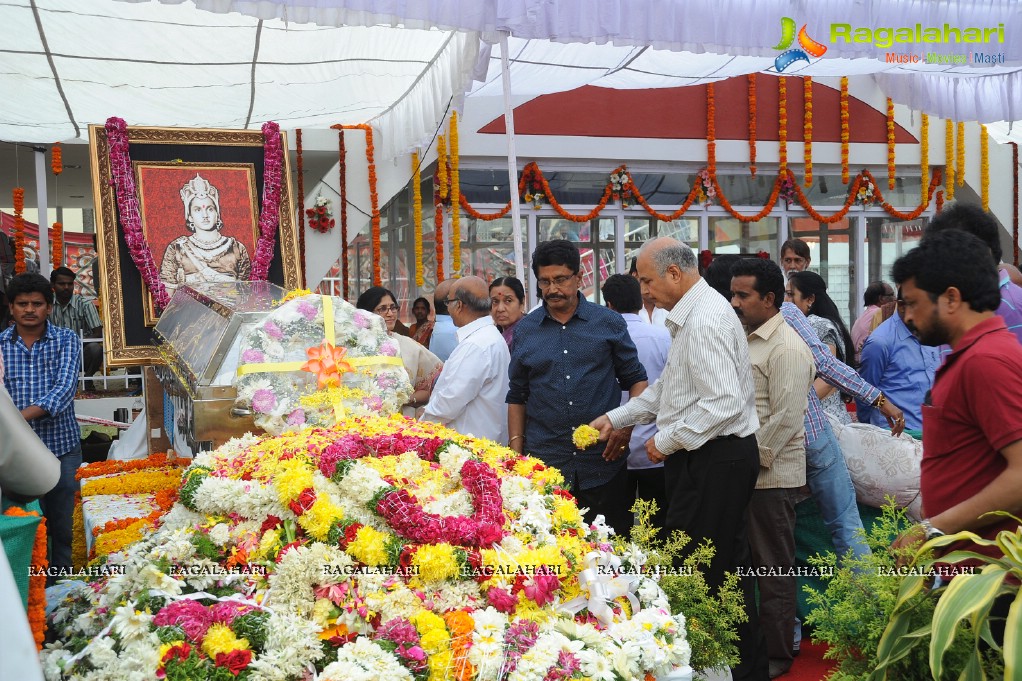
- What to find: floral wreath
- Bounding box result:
[234,294,411,435]
[306,195,335,233]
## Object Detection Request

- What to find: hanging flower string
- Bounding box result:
[840,76,850,184]
[706,82,716,177]
[920,113,930,206]
[50,143,64,268]
[435,135,448,282]
[12,187,26,274]
[251,121,284,281]
[748,74,757,176]
[51,142,62,176]
[778,76,788,172]
[980,123,990,212]
[296,129,307,267]
[956,121,966,187]
[412,151,424,287]
[305,196,335,233]
[437,135,449,202]
[331,124,381,286]
[338,130,349,300]
[945,119,956,200]
[803,77,813,187]
[450,112,462,276]
[886,98,896,190]
[3,506,47,648]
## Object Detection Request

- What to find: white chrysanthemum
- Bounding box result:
[364,583,423,622]
[578,647,618,681]
[469,607,508,680]
[158,503,205,533]
[500,476,533,512]
[517,493,553,534]
[253,611,323,678]
[137,564,182,597]
[270,543,352,616]
[208,522,231,547]
[422,488,473,516]
[430,579,482,612]
[554,618,606,650]
[438,444,472,473]
[110,604,153,642]
[322,637,413,681]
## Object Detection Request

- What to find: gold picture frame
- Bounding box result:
[89,125,303,367]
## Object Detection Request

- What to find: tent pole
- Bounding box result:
[500,32,526,287]
[35,148,51,279]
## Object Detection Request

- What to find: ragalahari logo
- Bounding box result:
[773,17,828,72]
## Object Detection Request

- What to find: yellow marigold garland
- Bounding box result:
[840,76,850,184]
[412,151,424,287]
[72,492,87,568]
[886,98,896,190]
[778,76,788,171]
[803,77,813,187]
[920,114,930,206]
[706,82,716,177]
[437,135,449,201]
[981,123,990,211]
[956,121,966,187]
[748,74,757,176]
[3,507,47,648]
[945,119,956,200]
[80,468,183,497]
[450,112,462,277]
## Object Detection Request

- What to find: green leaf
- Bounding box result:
[957,647,986,681]
[1005,589,1021,681]
[930,569,1008,678]
[873,621,932,677]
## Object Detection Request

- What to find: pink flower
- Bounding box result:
[376,374,397,390]
[523,572,560,607]
[353,311,370,329]
[286,409,306,426]
[252,389,277,412]
[153,600,212,641]
[296,301,317,321]
[487,586,517,613]
[210,601,255,625]
[379,341,398,357]
[262,321,284,340]
[362,395,383,411]
[240,348,265,363]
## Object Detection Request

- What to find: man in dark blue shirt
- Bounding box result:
[507,240,648,534]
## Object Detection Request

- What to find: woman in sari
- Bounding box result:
[356,287,442,417]
[408,297,435,347]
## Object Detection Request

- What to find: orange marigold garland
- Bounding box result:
[945,119,956,200]
[840,76,850,184]
[12,187,26,274]
[886,98,896,190]
[444,610,476,681]
[803,77,813,187]
[412,151,424,287]
[3,506,47,648]
[748,74,757,176]
[51,222,64,268]
[778,76,788,172]
[51,142,62,175]
[956,121,966,187]
[980,123,990,212]
[449,112,462,276]
[706,82,717,177]
[920,113,930,206]
[364,126,381,286]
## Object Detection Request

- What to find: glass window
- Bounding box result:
[657,218,699,246]
[788,217,854,326]
[624,218,651,242]
[863,216,927,288]
[709,216,780,258]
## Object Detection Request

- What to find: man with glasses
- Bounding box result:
[429,279,459,361]
[506,239,648,535]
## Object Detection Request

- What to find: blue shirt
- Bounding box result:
[428,314,458,361]
[507,295,647,490]
[620,313,671,470]
[781,302,881,444]
[855,313,940,430]
[1,321,81,457]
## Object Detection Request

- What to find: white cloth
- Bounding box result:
[638,305,669,327]
[107,407,149,461]
[421,316,510,443]
[608,278,759,454]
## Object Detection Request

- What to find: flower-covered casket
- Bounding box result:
[44,416,691,681]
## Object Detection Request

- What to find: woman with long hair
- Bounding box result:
[356,286,443,417]
[787,271,856,424]
[489,276,526,351]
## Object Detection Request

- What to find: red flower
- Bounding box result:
[161,641,191,664]
[288,487,317,515]
[306,208,316,217]
[757,250,770,259]
[318,206,327,215]
[342,522,363,548]
[214,649,253,675]
[699,249,713,270]
[259,515,283,533]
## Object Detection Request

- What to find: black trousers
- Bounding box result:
[573,463,633,538]
[665,434,770,681]
[620,466,668,538]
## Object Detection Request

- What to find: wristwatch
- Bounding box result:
[919,518,945,541]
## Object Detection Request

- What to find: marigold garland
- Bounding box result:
[449,112,462,276]
[80,467,183,497]
[980,124,990,212]
[920,114,930,206]
[437,135,449,201]
[435,187,445,284]
[51,222,64,268]
[956,121,966,187]
[936,189,945,213]
[748,74,757,176]
[840,76,850,184]
[3,507,47,648]
[338,130,349,299]
[803,77,813,187]
[76,452,181,481]
[945,119,956,200]
[72,492,87,568]
[412,151,424,287]
[12,187,26,273]
[706,82,716,177]
[51,142,62,175]
[331,124,381,286]
[886,98,896,190]
[777,77,788,171]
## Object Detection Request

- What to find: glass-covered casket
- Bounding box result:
[154,281,284,456]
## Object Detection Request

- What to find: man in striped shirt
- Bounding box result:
[49,266,102,378]
[593,238,769,681]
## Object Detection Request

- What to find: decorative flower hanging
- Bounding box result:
[945,119,956,201]
[706,82,717,178]
[338,129,349,299]
[886,98,896,190]
[981,123,990,212]
[695,169,716,205]
[747,74,757,176]
[306,195,335,233]
[777,76,788,171]
[956,121,966,187]
[920,114,930,206]
[803,77,813,187]
[840,76,850,184]
[779,174,797,208]
[449,112,462,276]
[13,187,26,274]
[522,165,545,208]
[610,169,633,207]
[51,142,62,175]
[412,151,424,287]
[856,175,877,205]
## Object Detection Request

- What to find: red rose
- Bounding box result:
[342,522,363,548]
[259,515,283,534]
[305,208,315,217]
[398,544,416,571]
[161,641,191,664]
[215,649,253,675]
[288,487,317,515]
[318,206,327,215]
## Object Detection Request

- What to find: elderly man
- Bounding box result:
[422,276,510,442]
[592,238,769,681]
[429,278,459,361]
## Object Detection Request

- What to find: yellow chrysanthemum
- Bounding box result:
[572,424,600,449]
[411,543,460,584]
[346,525,391,566]
[311,598,335,627]
[201,623,250,658]
[420,628,451,654]
[255,528,282,561]
[531,465,564,489]
[275,459,315,504]
[553,497,583,527]
[427,649,454,681]
[297,497,342,541]
[411,609,447,637]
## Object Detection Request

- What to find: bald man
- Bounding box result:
[421,277,510,442]
[429,278,459,360]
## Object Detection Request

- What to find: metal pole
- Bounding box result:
[34,149,51,278]
[500,32,525,285]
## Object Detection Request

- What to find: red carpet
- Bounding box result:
[787,641,838,681]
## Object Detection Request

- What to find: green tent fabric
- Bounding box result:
[0,497,44,609]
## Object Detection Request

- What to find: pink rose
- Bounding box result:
[487,586,517,613]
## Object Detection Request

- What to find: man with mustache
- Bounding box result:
[1,272,83,579]
[506,239,647,534]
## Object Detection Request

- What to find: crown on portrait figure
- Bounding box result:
[180,173,221,216]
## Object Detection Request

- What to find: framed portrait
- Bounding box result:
[89,125,303,367]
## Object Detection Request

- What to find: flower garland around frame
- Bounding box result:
[777,77,788,171]
[945,119,956,201]
[12,187,26,274]
[706,82,716,177]
[251,122,284,281]
[886,98,896,190]
[803,77,813,188]
[331,124,381,286]
[980,124,990,211]
[3,506,47,648]
[956,121,966,187]
[840,76,850,184]
[920,114,930,206]
[338,130,349,300]
[450,112,462,276]
[748,74,757,176]
[412,151,424,287]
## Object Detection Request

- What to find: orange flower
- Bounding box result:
[803,77,813,187]
[52,222,64,268]
[450,112,462,276]
[4,507,47,648]
[51,142,62,175]
[920,114,930,205]
[706,82,716,177]
[331,124,380,285]
[747,74,757,176]
[840,76,850,184]
[945,119,956,201]
[301,342,353,389]
[886,98,896,190]
[778,77,788,171]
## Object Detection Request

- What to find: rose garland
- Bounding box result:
[748,74,757,176]
[777,76,788,171]
[251,122,284,281]
[886,98,896,190]
[3,506,47,648]
[450,112,462,276]
[945,119,956,200]
[980,124,990,211]
[12,187,26,274]
[296,129,307,267]
[920,114,930,206]
[338,130,349,300]
[706,82,716,177]
[412,151,424,287]
[840,76,850,184]
[956,121,966,187]
[803,77,813,187]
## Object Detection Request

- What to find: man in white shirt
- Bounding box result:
[592,238,769,681]
[422,276,510,443]
[428,279,459,361]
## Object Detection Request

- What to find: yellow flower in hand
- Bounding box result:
[572,424,600,449]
